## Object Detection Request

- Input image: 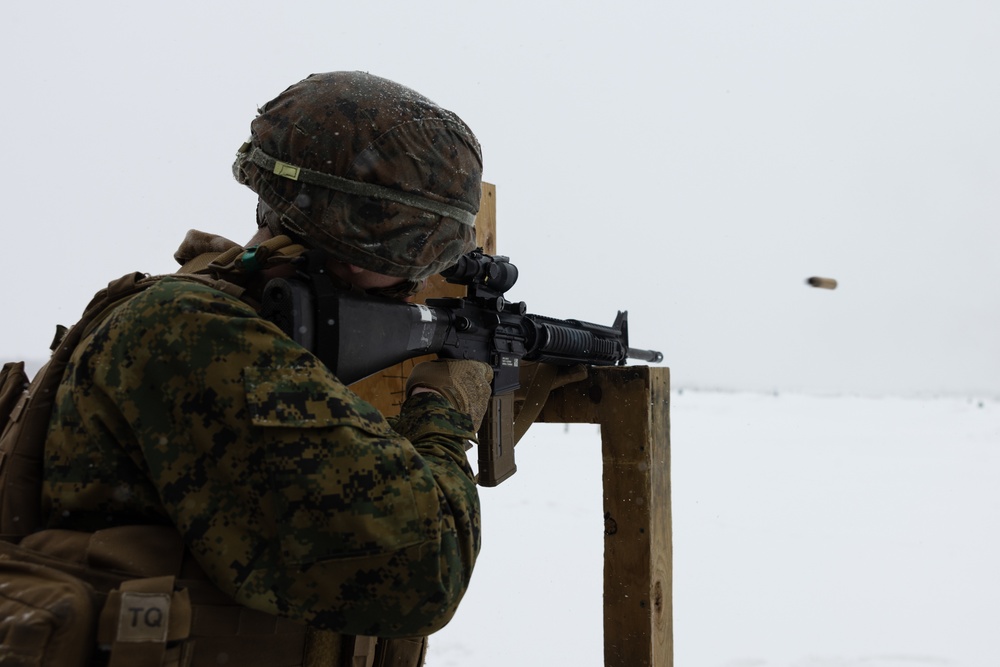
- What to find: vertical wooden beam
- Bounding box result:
[598,366,672,667]
[537,366,672,667]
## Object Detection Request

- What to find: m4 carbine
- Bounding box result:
[260,248,662,486]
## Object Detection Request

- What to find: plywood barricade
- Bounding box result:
[349,182,672,667]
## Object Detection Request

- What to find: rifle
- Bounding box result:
[260,248,663,486]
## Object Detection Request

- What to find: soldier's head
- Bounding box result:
[232,71,482,290]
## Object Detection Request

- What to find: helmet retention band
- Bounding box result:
[239,145,477,227]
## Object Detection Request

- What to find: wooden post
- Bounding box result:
[538,366,673,667]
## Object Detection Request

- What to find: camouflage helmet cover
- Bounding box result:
[233,71,483,280]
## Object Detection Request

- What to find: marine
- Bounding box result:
[0,71,492,667]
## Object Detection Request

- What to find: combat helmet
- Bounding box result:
[233,71,483,281]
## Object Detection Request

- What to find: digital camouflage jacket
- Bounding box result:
[41,275,481,638]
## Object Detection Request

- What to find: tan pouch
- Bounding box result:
[0,557,97,667]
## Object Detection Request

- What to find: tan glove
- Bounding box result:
[406,359,494,430]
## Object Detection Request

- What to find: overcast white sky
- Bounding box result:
[2,0,998,397]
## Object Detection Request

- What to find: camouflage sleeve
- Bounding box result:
[84,277,481,637]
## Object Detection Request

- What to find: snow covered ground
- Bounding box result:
[427,390,1000,667]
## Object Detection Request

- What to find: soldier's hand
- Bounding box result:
[406,360,494,430]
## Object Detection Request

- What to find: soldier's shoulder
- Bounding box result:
[122,275,253,318]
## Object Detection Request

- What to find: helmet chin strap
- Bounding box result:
[256,199,287,238]
[367,277,425,300]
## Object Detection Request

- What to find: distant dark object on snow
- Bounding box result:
[806,277,838,290]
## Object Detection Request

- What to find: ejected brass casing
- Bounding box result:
[806,277,838,289]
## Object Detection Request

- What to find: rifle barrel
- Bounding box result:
[628,347,664,363]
